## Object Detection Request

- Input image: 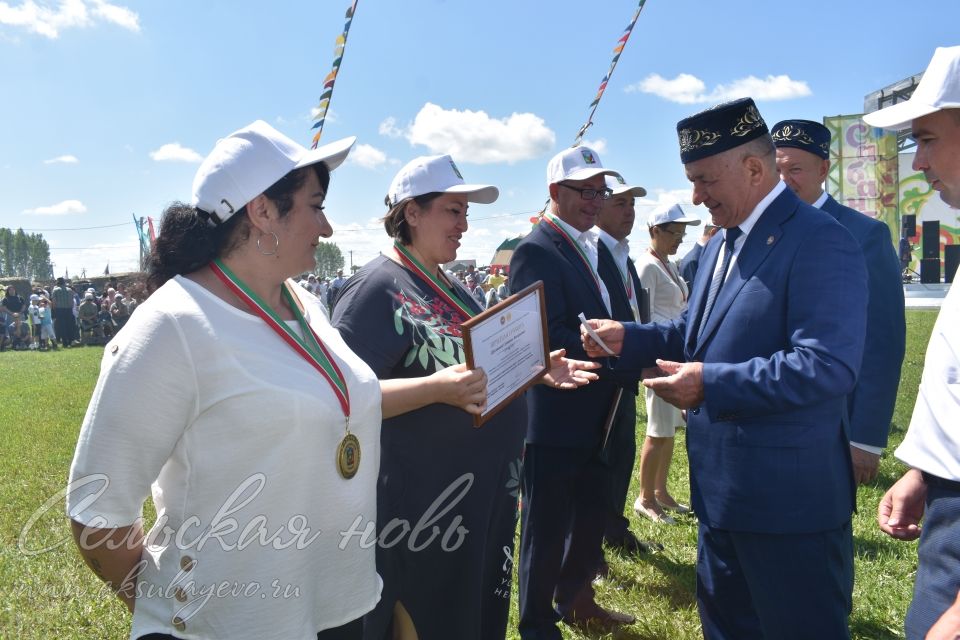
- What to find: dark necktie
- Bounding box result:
[698,226,742,339]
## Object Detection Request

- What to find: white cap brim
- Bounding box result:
[294,136,357,172]
[862,101,942,131]
[611,185,648,198]
[674,216,702,226]
[442,183,499,204]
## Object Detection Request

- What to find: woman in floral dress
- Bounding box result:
[333,155,595,640]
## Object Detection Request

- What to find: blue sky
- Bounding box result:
[2,0,958,277]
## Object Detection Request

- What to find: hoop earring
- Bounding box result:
[257,231,279,256]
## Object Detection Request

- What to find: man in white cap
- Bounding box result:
[594,174,655,562]
[510,146,637,636]
[866,45,960,640]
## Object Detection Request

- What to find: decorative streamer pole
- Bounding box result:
[311,0,359,148]
[572,0,648,146]
[533,0,650,222]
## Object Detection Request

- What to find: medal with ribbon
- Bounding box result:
[541,213,604,298]
[210,259,360,479]
[393,241,479,322]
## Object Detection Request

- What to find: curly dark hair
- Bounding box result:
[147,163,331,291]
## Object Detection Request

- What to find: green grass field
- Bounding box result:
[0,310,938,639]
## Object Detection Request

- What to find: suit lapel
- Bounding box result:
[686,235,722,353]
[692,190,799,356]
[598,242,630,318]
[540,222,607,312]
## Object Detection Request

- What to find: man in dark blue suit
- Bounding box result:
[678,223,719,288]
[773,118,906,485]
[595,174,653,559]
[511,146,637,638]
[582,98,867,639]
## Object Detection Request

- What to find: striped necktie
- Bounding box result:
[697,226,742,339]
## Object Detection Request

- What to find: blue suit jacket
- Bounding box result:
[821,195,905,448]
[509,221,635,448]
[679,242,705,288]
[618,187,867,533]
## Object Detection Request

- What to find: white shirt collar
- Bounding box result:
[736,180,787,239]
[812,190,829,209]
[550,212,593,244]
[597,228,628,255]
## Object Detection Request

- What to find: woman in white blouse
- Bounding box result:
[633,203,701,525]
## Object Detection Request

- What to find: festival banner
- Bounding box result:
[824,115,899,246]
[310,1,358,148]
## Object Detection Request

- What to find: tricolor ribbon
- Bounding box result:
[393,241,478,322]
[210,259,350,419]
[311,0,359,148]
[541,213,603,297]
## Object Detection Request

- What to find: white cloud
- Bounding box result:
[0,0,139,39]
[382,103,556,165]
[627,73,811,104]
[580,138,607,155]
[90,0,138,32]
[378,116,403,138]
[149,142,203,163]
[44,154,78,164]
[309,107,338,124]
[348,143,388,169]
[23,198,87,215]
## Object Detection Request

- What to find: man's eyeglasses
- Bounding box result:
[559,183,613,201]
[660,227,686,238]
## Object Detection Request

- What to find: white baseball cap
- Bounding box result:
[647,203,701,228]
[192,120,356,225]
[546,146,621,187]
[605,174,647,198]
[863,46,960,130]
[387,155,498,206]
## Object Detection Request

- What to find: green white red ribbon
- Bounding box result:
[393,241,478,321]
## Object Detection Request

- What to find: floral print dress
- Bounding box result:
[332,256,526,640]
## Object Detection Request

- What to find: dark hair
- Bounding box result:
[381,192,444,245]
[147,163,331,291]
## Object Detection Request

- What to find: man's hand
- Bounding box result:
[642,359,704,409]
[580,319,625,357]
[926,589,960,640]
[878,468,927,540]
[850,446,881,485]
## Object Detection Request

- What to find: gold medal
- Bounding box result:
[337,433,361,479]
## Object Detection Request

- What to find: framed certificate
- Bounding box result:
[462,281,550,426]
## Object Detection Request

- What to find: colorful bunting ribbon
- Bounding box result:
[311,0,359,148]
[573,0,648,145]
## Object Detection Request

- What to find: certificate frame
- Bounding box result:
[461,280,550,427]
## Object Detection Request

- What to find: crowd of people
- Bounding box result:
[0,277,139,352]
[60,44,960,640]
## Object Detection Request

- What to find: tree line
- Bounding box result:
[0,228,54,281]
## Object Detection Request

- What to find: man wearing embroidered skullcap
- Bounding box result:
[773,119,906,487]
[580,97,868,638]
[865,46,960,640]
[510,146,640,636]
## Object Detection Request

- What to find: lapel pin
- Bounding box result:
[767,235,775,245]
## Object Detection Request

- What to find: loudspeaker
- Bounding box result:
[902,214,916,237]
[945,245,960,284]
[920,258,941,283]
[923,220,940,259]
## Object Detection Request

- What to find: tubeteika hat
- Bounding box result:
[546,146,621,187]
[387,155,498,206]
[771,119,830,160]
[192,120,356,226]
[676,97,770,164]
[863,46,960,130]
[647,203,702,228]
[605,174,647,198]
